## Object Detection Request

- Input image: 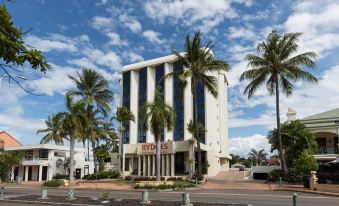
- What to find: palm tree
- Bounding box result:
[140,87,174,181]
[38,114,67,145]
[166,32,230,175]
[240,30,317,177]
[67,68,113,172]
[248,149,267,166]
[100,119,118,152]
[39,96,87,185]
[61,96,87,185]
[115,106,135,153]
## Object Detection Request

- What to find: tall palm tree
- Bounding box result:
[39,96,87,185]
[140,88,174,181]
[248,149,267,166]
[240,30,318,176]
[67,68,113,172]
[166,32,230,175]
[115,106,135,154]
[38,114,67,145]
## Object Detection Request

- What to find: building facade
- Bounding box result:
[4,144,94,181]
[120,53,230,177]
[287,108,339,171]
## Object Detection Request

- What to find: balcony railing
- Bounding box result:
[316,147,339,155]
[24,157,49,161]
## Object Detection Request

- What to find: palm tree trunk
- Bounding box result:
[192,79,202,176]
[275,79,288,177]
[87,139,90,161]
[91,140,97,173]
[69,133,75,186]
[155,134,161,181]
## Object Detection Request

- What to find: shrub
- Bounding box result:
[100,192,110,200]
[124,175,132,181]
[53,173,67,179]
[167,177,183,181]
[288,152,318,183]
[268,169,284,182]
[43,179,63,187]
[82,170,120,180]
[191,173,204,181]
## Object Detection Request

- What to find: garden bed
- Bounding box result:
[6,195,248,206]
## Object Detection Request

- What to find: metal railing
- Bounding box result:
[316,147,339,154]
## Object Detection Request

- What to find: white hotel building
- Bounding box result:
[120,53,231,177]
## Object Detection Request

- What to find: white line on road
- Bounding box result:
[161,191,339,200]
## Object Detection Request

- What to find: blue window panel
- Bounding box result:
[122,71,131,144]
[173,62,184,141]
[138,68,147,143]
[155,64,165,142]
[195,82,205,144]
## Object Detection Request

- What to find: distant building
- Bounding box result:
[287,108,339,171]
[0,131,23,147]
[1,131,94,181]
[5,144,94,181]
[119,53,231,177]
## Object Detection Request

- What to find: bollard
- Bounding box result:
[40,187,48,199]
[0,186,4,200]
[195,177,198,185]
[182,192,192,206]
[141,190,150,204]
[293,193,298,206]
[68,188,76,200]
[279,177,282,186]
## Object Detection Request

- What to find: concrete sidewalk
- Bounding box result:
[275,184,339,197]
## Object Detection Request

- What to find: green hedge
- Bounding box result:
[268,169,284,182]
[43,179,64,187]
[52,173,67,179]
[83,170,120,180]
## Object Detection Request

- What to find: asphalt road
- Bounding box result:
[2,187,339,206]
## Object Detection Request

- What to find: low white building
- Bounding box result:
[4,144,94,181]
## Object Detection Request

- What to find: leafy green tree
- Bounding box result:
[95,144,110,172]
[0,4,49,93]
[0,152,23,182]
[240,30,318,177]
[100,119,118,153]
[38,114,66,145]
[267,120,317,168]
[290,151,318,182]
[141,88,174,181]
[166,32,230,175]
[67,69,113,172]
[247,149,267,166]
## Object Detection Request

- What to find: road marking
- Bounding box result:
[161,191,339,200]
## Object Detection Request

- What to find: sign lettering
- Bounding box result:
[137,142,173,155]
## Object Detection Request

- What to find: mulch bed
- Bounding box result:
[7,195,247,206]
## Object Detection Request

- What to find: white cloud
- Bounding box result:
[118,13,142,33]
[227,26,256,40]
[25,35,78,52]
[142,30,165,44]
[283,0,339,57]
[124,51,144,63]
[90,16,115,32]
[83,49,122,69]
[107,32,128,46]
[28,64,77,96]
[229,113,275,128]
[143,0,250,32]
[229,134,272,157]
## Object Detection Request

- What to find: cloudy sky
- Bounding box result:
[1,0,339,157]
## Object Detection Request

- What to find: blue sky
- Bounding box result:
[1,0,339,157]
